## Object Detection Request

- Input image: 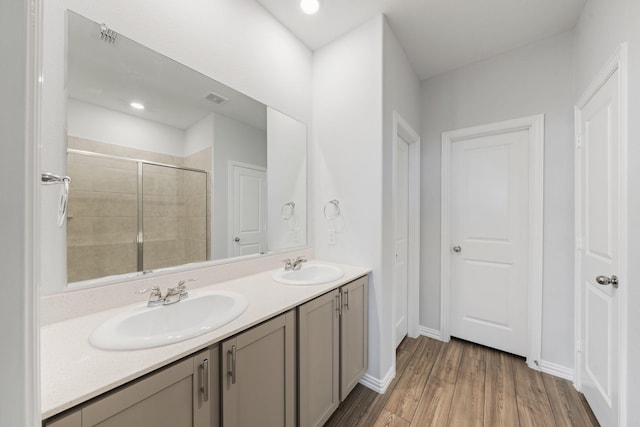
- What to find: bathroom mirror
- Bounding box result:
[65,11,307,287]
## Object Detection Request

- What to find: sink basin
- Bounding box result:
[90,290,248,350]
[273,264,344,286]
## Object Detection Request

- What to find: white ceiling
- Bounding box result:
[255,0,587,80]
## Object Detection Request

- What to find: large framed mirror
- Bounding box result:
[65,11,307,287]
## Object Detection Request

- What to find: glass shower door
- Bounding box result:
[141,163,208,271]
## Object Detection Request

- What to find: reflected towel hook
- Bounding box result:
[281,201,295,220]
[323,200,340,221]
[41,172,72,227]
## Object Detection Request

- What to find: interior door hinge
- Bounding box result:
[576,237,583,251]
[576,135,583,149]
[576,338,582,353]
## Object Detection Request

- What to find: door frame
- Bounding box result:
[440,114,544,369]
[227,160,268,257]
[574,44,628,425]
[391,111,421,345]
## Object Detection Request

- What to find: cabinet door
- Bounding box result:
[194,345,219,427]
[340,276,369,400]
[222,310,296,427]
[298,289,340,427]
[81,347,214,427]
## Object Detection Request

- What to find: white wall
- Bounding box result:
[420,32,576,369]
[68,99,186,156]
[0,0,39,425]
[382,17,421,346]
[574,0,640,422]
[267,107,307,251]
[41,0,313,294]
[212,114,267,260]
[313,16,388,385]
[185,113,214,156]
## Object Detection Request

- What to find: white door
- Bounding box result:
[229,163,267,257]
[394,136,409,347]
[577,68,620,427]
[449,129,529,356]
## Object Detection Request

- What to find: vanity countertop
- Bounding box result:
[40,261,370,419]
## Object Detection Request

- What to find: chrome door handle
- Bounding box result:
[453,246,462,253]
[596,275,619,288]
[234,237,240,242]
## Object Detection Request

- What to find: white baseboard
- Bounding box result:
[359,365,395,394]
[419,325,444,341]
[539,360,574,381]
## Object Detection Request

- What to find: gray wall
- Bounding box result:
[420,31,576,369]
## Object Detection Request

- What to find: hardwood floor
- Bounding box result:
[325,336,599,426]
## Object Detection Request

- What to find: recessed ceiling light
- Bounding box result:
[130,101,145,110]
[300,0,320,15]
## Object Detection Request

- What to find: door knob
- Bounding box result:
[234,237,240,242]
[596,275,619,288]
[453,246,462,253]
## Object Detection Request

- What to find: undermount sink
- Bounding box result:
[90,290,248,350]
[273,264,345,286]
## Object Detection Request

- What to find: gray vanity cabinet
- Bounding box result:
[298,276,369,427]
[44,346,219,427]
[221,310,296,427]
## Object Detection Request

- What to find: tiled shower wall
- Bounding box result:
[67,136,210,283]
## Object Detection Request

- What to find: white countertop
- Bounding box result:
[40,261,370,419]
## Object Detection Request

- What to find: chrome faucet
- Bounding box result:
[163,286,182,305]
[136,278,196,307]
[292,256,307,270]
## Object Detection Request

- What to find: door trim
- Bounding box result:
[441,114,544,369]
[391,111,421,345]
[574,43,627,426]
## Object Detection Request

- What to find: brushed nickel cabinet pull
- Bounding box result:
[199,358,209,402]
[228,345,237,384]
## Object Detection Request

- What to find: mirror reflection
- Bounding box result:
[66,12,306,286]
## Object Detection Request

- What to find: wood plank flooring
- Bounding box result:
[325,336,599,427]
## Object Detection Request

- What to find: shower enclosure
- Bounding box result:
[66,148,209,283]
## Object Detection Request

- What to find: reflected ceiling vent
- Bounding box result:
[205,92,229,105]
[100,24,118,44]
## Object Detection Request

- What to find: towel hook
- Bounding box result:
[41,172,72,227]
[281,201,295,220]
[323,200,340,221]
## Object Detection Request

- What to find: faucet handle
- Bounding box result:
[176,278,195,299]
[282,258,293,271]
[177,278,196,287]
[136,286,161,295]
[136,286,163,306]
